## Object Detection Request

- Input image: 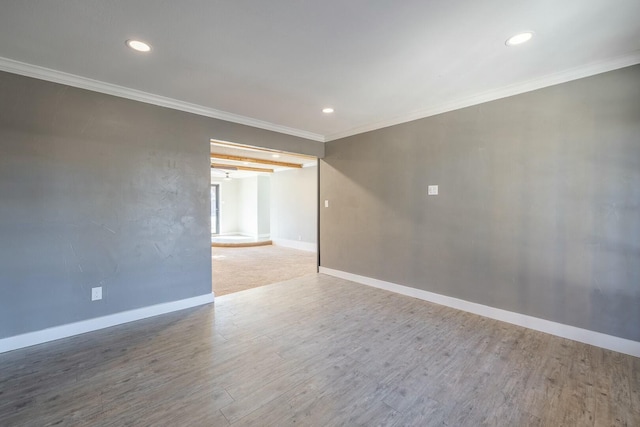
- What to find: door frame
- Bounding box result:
[211,183,220,236]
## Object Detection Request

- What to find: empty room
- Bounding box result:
[1,1,639,426]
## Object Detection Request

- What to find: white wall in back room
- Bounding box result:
[237,176,258,236]
[211,175,240,234]
[271,165,317,251]
[257,175,271,238]
[213,174,271,237]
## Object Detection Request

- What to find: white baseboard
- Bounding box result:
[273,239,317,252]
[0,293,214,354]
[319,267,640,358]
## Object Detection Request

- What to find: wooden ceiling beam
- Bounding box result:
[210,153,302,168]
[211,163,274,173]
[210,140,316,161]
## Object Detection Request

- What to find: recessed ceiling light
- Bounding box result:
[272,154,281,158]
[505,32,534,46]
[126,39,152,52]
[322,107,334,114]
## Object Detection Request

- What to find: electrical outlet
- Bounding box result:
[91,287,102,301]
[428,185,439,196]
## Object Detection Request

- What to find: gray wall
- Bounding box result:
[320,65,640,341]
[0,70,323,339]
[271,166,318,245]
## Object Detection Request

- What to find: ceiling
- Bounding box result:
[1,1,639,143]
[210,140,316,180]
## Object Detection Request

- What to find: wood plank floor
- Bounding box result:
[1,274,638,426]
[212,245,317,296]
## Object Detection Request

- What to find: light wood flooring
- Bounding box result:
[1,274,638,426]
[212,245,317,296]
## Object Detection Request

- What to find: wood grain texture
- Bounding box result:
[211,245,317,296]
[1,274,638,426]
[211,163,275,173]
[211,240,273,248]
[210,153,302,168]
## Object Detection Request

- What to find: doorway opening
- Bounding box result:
[210,183,220,236]
[209,139,318,296]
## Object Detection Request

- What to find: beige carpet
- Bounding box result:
[212,245,317,296]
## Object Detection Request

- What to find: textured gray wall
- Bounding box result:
[0,71,323,339]
[320,65,640,341]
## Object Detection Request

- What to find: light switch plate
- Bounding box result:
[324,200,329,208]
[428,185,439,196]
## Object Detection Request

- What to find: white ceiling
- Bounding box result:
[1,1,639,143]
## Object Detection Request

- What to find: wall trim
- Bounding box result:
[0,56,324,142]
[0,293,214,354]
[272,238,317,252]
[319,267,640,358]
[4,53,639,145]
[324,51,640,141]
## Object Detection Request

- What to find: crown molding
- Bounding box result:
[3,50,639,145]
[0,56,325,142]
[324,50,640,142]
